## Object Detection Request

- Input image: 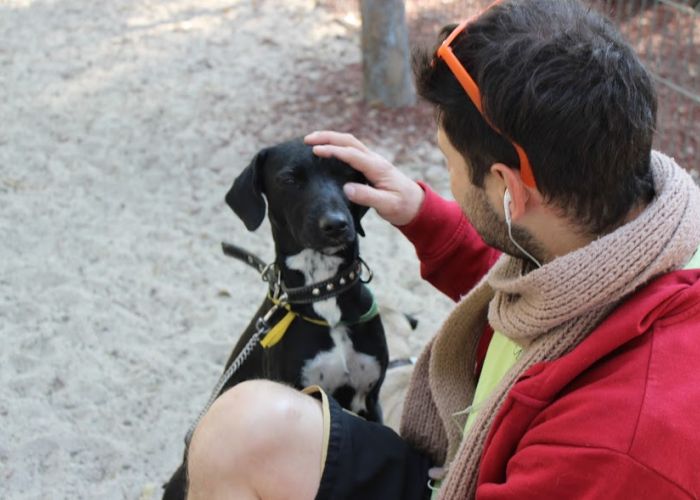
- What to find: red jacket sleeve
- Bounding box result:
[477,444,691,499]
[398,182,501,302]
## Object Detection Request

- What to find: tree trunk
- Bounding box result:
[360,0,416,107]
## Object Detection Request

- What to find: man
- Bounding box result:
[187,0,700,498]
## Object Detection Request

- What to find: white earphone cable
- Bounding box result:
[504,190,542,268]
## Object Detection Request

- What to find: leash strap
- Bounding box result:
[221,241,268,274]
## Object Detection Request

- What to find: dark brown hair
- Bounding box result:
[414,0,657,234]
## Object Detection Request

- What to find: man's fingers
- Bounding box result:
[346,181,422,227]
[343,183,393,213]
[311,144,386,181]
[304,131,370,153]
[306,138,418,225]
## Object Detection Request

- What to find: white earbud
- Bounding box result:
[503,189,542,268]
[503,189,512,225]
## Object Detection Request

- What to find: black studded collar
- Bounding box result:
[280,259,365,304]
[221,241,371,304]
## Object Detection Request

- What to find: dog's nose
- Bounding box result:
[319,213,350,238]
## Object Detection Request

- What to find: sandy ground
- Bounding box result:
[0,1,454,498]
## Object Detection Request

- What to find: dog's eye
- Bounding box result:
[278,168,306,186]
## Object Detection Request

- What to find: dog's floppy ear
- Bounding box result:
[351,203,369,237]
[225,150,268,231]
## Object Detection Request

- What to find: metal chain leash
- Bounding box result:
[184,285,288,446]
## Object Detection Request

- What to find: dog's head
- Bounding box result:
[226,139,369,252]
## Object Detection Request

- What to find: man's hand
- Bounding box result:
[304,131,425,226]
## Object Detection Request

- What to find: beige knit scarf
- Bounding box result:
[400,152,700,499]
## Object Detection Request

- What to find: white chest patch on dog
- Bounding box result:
[301,325,381,415]
[287,249,381,414]
[286,249,343,326]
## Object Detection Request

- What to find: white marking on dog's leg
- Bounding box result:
[301,326,352,391]
[347,352,381,414]
[301,324,382,415]
[330,328,349,374]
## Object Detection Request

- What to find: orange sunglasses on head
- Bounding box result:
[436,13,538,189]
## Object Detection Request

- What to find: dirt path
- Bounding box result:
[0,1,452,498]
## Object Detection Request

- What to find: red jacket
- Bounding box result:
[400,184,700,499]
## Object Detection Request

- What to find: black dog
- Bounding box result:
[163,139,389,499]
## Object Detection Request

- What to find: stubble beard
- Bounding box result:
[461,189,547,265]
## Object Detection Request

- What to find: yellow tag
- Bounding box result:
[260,311,296,348]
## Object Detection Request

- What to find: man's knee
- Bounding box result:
[187,380,324,499]
[191,380,323,464]
[190,380,293,462]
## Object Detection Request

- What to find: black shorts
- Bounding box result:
[303,386,433,500]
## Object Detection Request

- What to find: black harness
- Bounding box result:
[184,242,376,445]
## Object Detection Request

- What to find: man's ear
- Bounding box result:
[225,149,268,231]
[490,162,532,222]
[350,203,369,237]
